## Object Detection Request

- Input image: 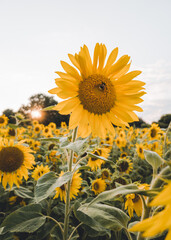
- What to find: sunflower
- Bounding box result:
[32,164,50,181]
[120,152,128,158]
[61,122,67,129]
[116,158,133,174]
[0,139,35,189]
[7,128,16,138]
[32,141,41,151]
[125,193,142,218]
[125,183,149,218]
[48,122,56,130]
[111,176,128,188]
[34,124,42,134]
[136,143,145,159]
[0,115,8,127]
[54,171,82,202]
[92,178,107,195]
[148,123,160,140]
[42,126,52,137]
[101,168,111,183]
[87,147,110,171]
[115,137,126,149]
[32,120,39,126]
[49,43,145,139]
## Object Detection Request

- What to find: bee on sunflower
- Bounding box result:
[49,43,145,139]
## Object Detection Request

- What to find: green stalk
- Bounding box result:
[63,127,78,240]
[137,166,171,240]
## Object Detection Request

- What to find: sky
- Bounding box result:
[0,0,171,123]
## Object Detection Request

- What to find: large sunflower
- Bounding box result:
[0,139,35,189]
[49,43,145,139]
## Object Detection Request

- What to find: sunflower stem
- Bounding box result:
[63,127,78,240]
[137,166,171,240]
[124,228,133,240]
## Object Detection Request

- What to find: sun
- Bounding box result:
[31,110,42,119]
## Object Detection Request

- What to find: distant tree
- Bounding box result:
[2,109,16,124]
[157,114,171,128]
[18,93,69,127]
[129,117,150,128]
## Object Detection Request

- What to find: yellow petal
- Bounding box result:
[60,61,82,81]
[114,71,142,85]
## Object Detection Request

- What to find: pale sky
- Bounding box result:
[0,0,171,123]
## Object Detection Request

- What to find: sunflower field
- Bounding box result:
[0,44,171,240]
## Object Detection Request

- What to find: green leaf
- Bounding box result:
[88,184,138,206]
[87,152,113,163]
[73,201,108,234]
[35,171,73,202]
[78,203,129,231]
[0,204,46,234]
[88,184,158,206]
[42,105,56,111]
[14,186,34,199]
[8,124,18,129]
[144,150,163,171]
[64,138,89,154]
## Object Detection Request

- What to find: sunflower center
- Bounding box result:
[132,194,140,203]
[91,149,101,161]
[78,74,115,114]
[93,182,99,190]
[0,147,24,172]
[0,117,5,123]
[118,161,129,172]
[139,147,143,154]
[8,129,16,137]
[102,170,109,178]
[150,129,157,138]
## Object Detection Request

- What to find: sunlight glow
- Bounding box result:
[31,110,42,119]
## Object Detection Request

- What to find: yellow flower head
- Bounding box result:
[116,158,133,174]
[148,123,161,140]
[32,164,50,181]
[49,43,145,139]
[48,122,56,130]
[92,178,107,195]
[136,143,145,159]
[129,181,171,239]
[0,139,35,189]
[87,147,110,171]
[54,171,82,202]
[0,115,8,127]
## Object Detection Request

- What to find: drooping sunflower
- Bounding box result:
[54,171,82,202]
[49,43,145,139]
[125,183,149,218]
[0,139,35,189]
[87,147,110,171]
[0,115,8,127]
[92,178,107,195]
[32,164,50,181]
